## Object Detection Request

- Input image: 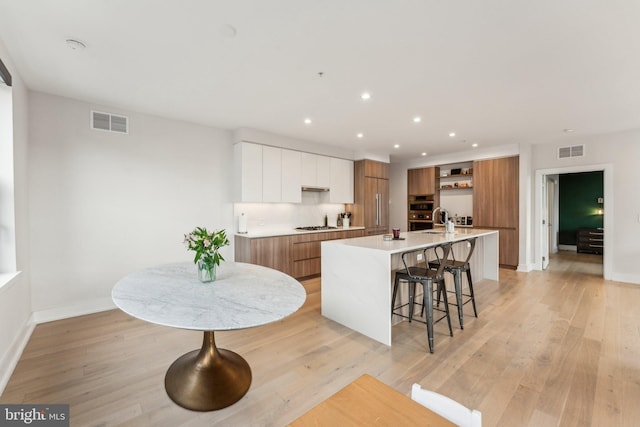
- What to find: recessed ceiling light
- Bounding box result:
[421,152,427,156]
[472,143,478,148]
[361,92,371,100]
[65,38,86,50]
[449,132,456,137]
[563,128,575,133]
[394,144,400,149]
[357,133,364,138]
[304,118,312,125]
[413,116,422,123]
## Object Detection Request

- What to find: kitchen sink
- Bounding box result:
[422,230,458,235]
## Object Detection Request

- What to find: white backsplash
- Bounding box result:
[234,192,346,233]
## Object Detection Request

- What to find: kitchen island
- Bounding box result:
[321,228,499,345]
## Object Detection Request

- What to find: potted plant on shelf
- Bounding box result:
[183,227,230,282]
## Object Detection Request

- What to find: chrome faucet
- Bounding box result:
[432,207,448,224]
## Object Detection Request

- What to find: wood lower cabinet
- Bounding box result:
[234,235,292,275]
[235,229,365,279]
[497,228,519,268]
[292,230,365,278]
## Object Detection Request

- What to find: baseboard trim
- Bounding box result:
[558,245,577,252]
[34,297,117,324]
[611,273,640,285]
[0,313,35,396]
[517,262,536,272]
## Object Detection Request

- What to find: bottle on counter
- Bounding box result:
[238,212,248,234]
[446,219,455,233]
[324,213,328,227]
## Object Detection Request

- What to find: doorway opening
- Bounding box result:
[534,164,613,280]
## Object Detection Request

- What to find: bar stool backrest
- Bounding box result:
[434,237,477,265]
[401,242,452,281]
[460,237,477,265]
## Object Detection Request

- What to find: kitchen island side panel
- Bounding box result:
[321,242,393,345]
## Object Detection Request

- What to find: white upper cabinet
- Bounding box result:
[262,146,282,202]
[301,153,319,187]
[281,149,302,203]
[330,158,354,203]
[301,153,332,188]
[235,142,352,203]
[234,142,263,202]
[316,156,332,188]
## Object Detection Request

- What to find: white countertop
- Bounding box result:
[235,226,365,238]
[322,228,498,254]
[112,262,306,331]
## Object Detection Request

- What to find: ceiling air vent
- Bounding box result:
[558,144,584,159]
[91,110,128,134]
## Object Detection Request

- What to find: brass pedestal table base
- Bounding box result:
[165,331,252,411]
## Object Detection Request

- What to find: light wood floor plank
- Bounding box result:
[1,252,639,426]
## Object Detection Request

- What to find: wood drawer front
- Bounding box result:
[578,235,603,243]
[576,229,604,254]
[293,258,321,278]
[293,241,321,261]
[292,231,339,243]
[577,230,603,239]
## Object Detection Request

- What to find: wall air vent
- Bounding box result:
[91,110,128,134]
[558,144,584,159]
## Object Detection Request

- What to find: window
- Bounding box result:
[0,57,16,274]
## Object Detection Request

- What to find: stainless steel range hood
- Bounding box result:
[301,186,330,192]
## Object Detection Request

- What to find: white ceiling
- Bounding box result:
[1,0,639,161]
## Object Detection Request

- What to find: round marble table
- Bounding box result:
[112,261,306,411]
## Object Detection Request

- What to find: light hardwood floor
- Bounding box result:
[2,252,639,426]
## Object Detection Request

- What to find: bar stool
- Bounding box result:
[429,238,478,329]
[391,242,453,353]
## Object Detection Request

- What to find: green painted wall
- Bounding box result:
[558,171,604,245]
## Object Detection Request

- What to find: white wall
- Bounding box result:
[28,92,235,320]
[0,38,33,394]
[531,131,640,284]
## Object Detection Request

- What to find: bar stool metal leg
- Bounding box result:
[453,269,464,329]
[422,281,435,353]
[391,273,400,320]
[439,280,453,337]
[466,269,478,317]
[409,281,418,322]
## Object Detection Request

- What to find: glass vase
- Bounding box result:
[197,260,216,283]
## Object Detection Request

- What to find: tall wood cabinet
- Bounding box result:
[351,160,390,235]
[407,167,438,195]
[473,156,519,268]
